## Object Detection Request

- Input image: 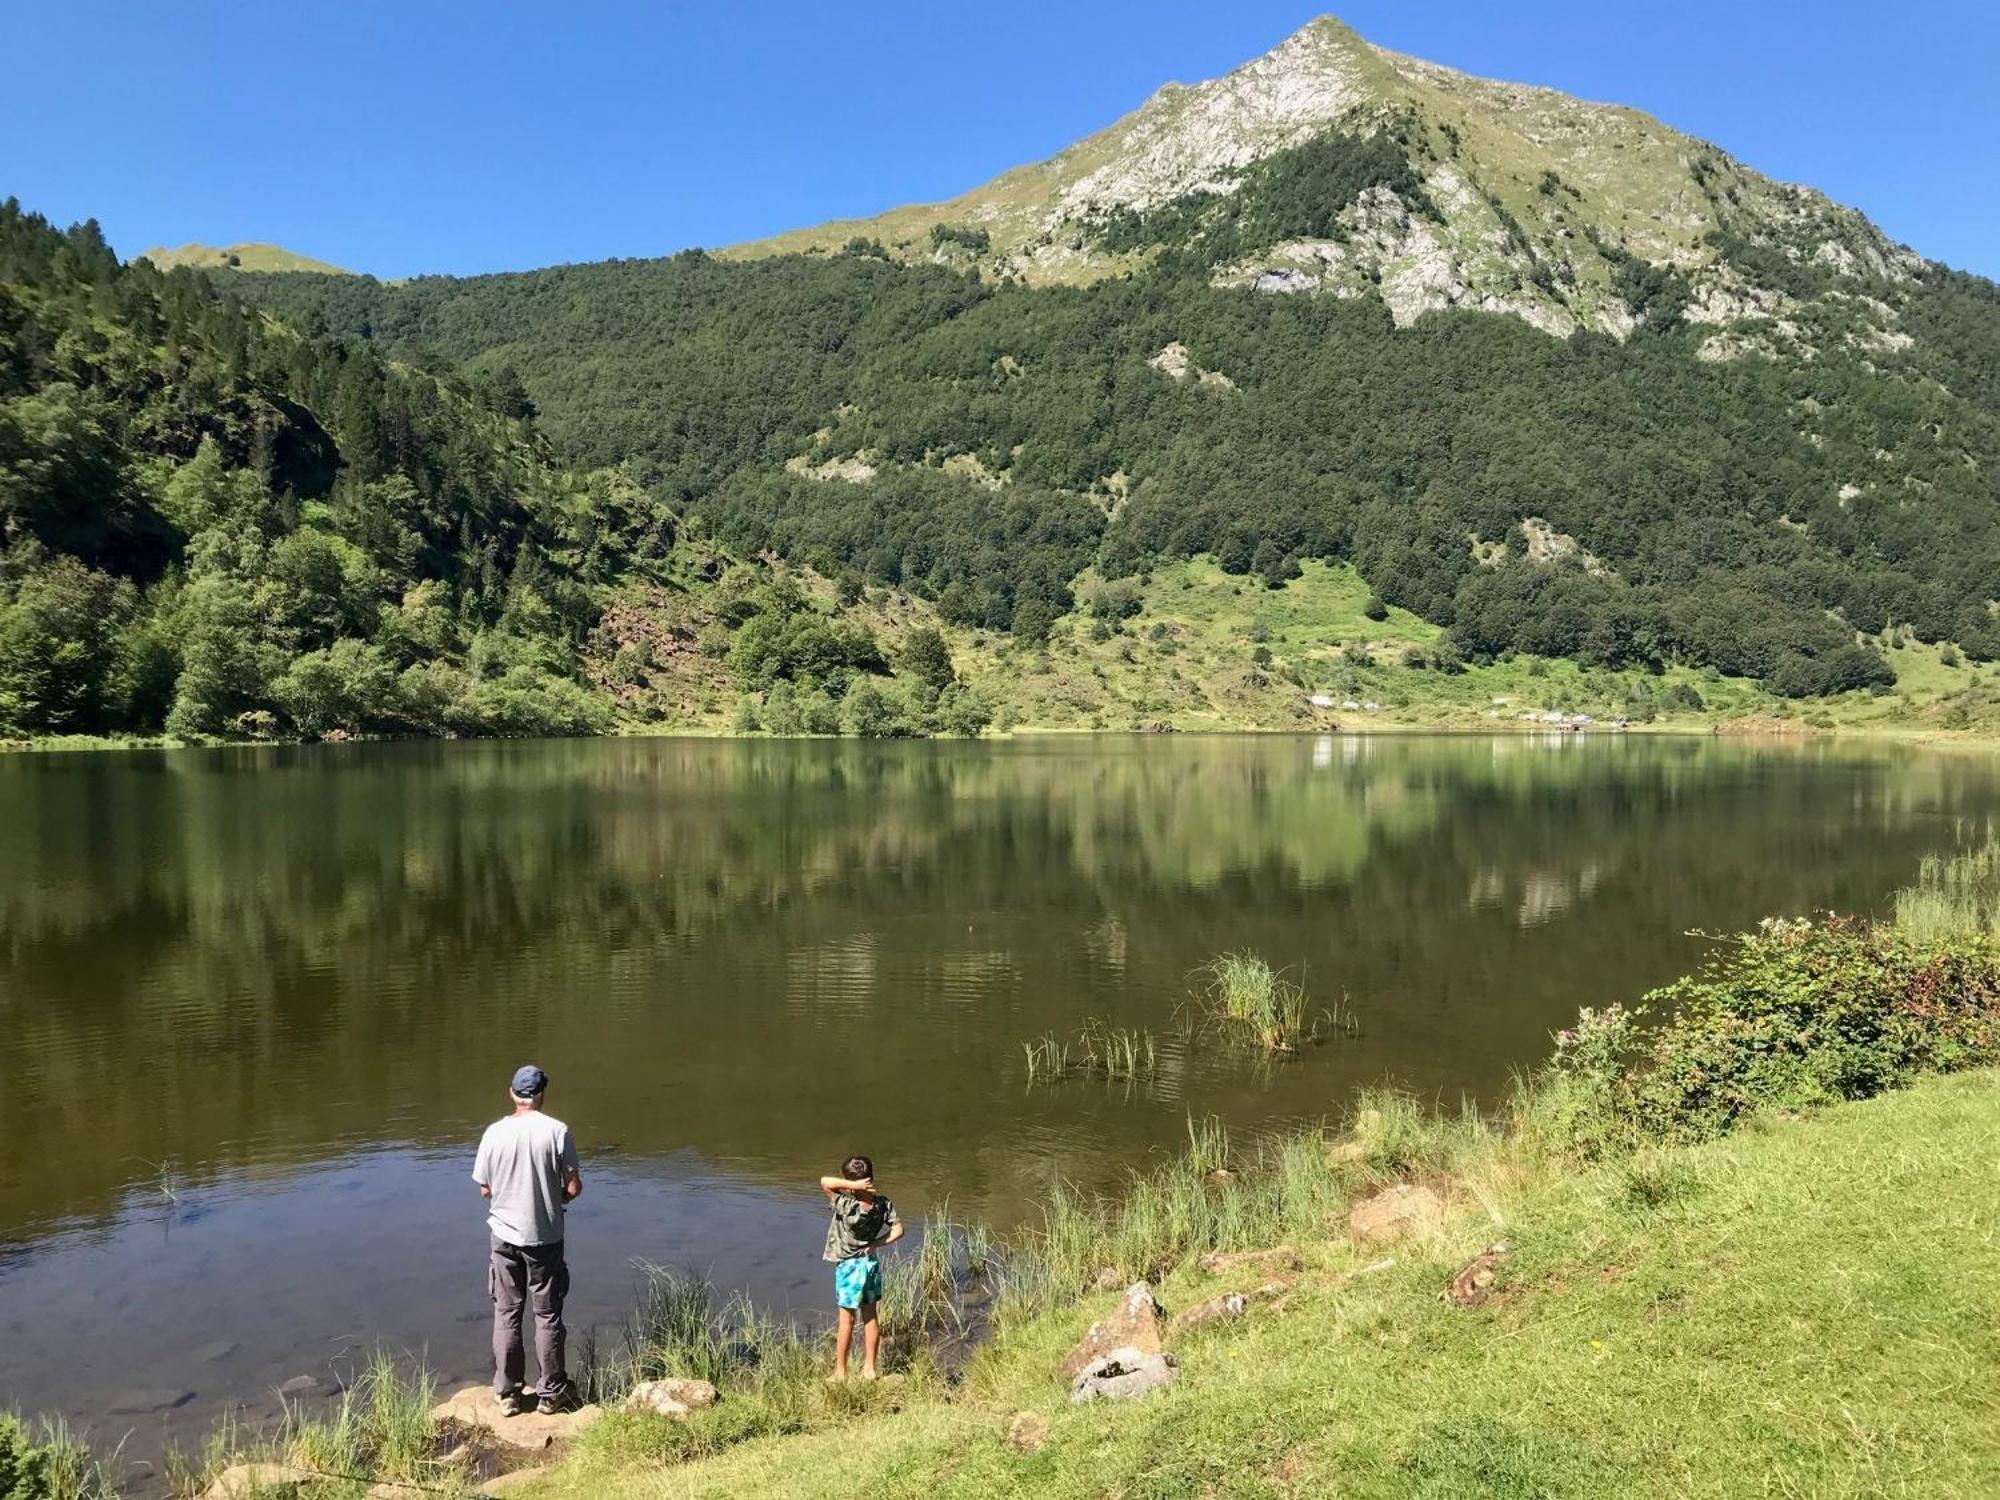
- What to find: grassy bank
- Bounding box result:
[503,877,2000,1500]
[527,1069,2000,1500]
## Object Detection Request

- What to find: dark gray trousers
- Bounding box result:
[489,1234,571,1398]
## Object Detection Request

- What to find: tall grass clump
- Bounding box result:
[1021,1032,1069,1083]
[588,1264,818,1401]
[1193,952,1318,1050]
[1078,1020,1157,1080]
[1896,831,2000,940]
[284,1349,438,1486]
[879,1207,1000,1353]
[994,1113,1400,1328]
[1023,1020,1157,1084]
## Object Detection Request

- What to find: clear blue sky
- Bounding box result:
[5,1,1996,279]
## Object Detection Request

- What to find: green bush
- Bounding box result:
[0,1416,50,1500]
[449,667,614,738]
[0,1413,108,1500]
[1563,918,2000,1145]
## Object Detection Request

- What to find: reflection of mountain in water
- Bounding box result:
[1,736,1992,1244]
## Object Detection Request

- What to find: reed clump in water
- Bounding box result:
[1192,953,1349,1052]
[1023,1019,1158,1083]
[1896,831,2000,940]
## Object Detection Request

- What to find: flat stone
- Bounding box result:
[194,1339,242,1364]
[624,1377,720,1418]
[1197,1246,1300,1278]
[202,1464,310,1499]
[1348,1182,1445,1249]
[1445,1242,1513,1308]
[1058,1282,1165,1383]
[277,1374,339,1399]
[1168,1292,1247,1337]
[108,1387,196,1415]
[1068,1346,1179,1404]
[429,1385,601,1452]
[1328,1140,1370,1165]
[1007,1409,1049,1454]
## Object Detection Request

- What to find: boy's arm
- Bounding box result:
[875,1220,907,1248]
[819,1175,873,1197]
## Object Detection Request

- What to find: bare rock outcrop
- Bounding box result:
[1058,1281,1165,1383]
[1347,1182,1445,1249]
[1068,1347,1180,1404]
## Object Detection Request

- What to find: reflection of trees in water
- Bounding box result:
[0,738,1991,1235]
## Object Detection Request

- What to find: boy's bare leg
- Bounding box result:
[860,1303,881,1379]
[833,1307,855,1380]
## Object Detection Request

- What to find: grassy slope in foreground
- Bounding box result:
[529,1070,2000,1499]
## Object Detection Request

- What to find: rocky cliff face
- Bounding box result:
[732,16,1927,357]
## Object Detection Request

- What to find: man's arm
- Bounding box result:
[561,1130,583,1202]
[473,1134,491,1198]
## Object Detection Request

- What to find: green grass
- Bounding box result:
[512,1070,2000,1499]
[1192,953,1319,1051]
[1896,831,2000,940]
[1023,1021,1158,1084]
[942,556,1772,735]
[281,1350,439,1488]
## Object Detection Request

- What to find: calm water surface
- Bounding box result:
[2,733,1995,1477]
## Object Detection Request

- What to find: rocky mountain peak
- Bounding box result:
[731,15,1930,358]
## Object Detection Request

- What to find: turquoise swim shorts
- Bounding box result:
[833,1253,882,1310]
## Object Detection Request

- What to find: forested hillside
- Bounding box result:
[0,201,1000,742]
[228,203,2000,699]
[0,200,638,739]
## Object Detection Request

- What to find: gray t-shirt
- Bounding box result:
[823,1192,899,1262]
[473,1110,580,1247]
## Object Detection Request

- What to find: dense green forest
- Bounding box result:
[0,199,673,738]
[0,200,999,741]
[9,122,2000,742]
[218,131,2000,702]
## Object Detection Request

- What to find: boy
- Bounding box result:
[819,1154,905,1380]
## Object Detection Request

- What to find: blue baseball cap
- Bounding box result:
[510,1065,549,1097]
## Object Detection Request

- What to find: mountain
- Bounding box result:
[10,17,2000,742]
[138,240,351,275]
[731,15,1921,356]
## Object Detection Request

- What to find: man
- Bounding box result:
[473,1064,583,1415]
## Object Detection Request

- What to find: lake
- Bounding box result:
[2,732,1995,1479]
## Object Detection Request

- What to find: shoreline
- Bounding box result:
[8,714,2000,759]
[22,900,1997,1497]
